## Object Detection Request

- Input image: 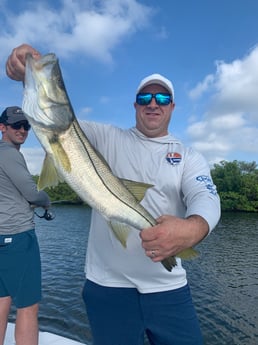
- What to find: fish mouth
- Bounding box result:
[23,53,74,131]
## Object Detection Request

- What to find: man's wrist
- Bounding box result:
[185,215,209,246]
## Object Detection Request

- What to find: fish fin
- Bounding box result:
[38,154,63,190]
[92,149,154,203]
[161,248,199,272]
[109,221,131,248]
[176,248,199,260]
[50,141,71,173]
[161,256,177,272]
[121,179,154,202]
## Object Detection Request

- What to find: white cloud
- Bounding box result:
[187,45,258,163]
[189,74,214,100]
[0,0,153,66]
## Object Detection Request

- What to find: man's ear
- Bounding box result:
[0,123,7,132]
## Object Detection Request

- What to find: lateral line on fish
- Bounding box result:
[72,120,154,228]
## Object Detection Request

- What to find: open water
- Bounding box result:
[9,206,258,345]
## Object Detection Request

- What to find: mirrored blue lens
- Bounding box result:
[136,93,172,106]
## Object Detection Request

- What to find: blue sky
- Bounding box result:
[0,0,258,174]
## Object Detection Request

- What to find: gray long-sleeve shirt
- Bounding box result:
[0,140,50,234]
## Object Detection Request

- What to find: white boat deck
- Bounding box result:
[5,323,86,345]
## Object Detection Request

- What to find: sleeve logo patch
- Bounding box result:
[196,175,217,195]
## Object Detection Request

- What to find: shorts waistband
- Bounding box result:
[0,229,35,246]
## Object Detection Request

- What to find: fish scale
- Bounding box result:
[54,120,155,228]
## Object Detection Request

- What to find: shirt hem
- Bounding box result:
[86,273,188,294]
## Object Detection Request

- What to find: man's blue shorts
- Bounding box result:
[0,229,41,308]
[83,279,203,345]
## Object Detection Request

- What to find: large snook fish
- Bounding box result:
[22,53,197,272]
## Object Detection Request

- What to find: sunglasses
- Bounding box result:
[136,93,172,106]
[6,121,31,131]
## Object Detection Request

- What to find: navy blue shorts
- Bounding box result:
[83,280,203,345]
[0,229,41,308]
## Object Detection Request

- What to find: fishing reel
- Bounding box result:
[34,209,56,221]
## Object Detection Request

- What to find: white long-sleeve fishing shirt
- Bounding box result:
[80,122,221,293]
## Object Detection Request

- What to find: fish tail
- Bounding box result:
[176,248,199,260]
[161,247,199,272]
[161,256,177,272]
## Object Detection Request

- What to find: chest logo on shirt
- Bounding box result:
[166,152,182,165]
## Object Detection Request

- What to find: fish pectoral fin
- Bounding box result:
[121,179,154,202]
[50,141,71,173]
[161,256,177,272]
[38,154,64,190]
[176,248,199,260]
[109,221,131,248]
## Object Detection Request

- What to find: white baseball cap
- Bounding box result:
[136,73,174,100]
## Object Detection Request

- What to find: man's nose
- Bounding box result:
[148,96,158,107]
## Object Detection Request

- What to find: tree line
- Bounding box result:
[211,160,258,212]
[33,160,258,212]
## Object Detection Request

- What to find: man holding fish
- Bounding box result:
[6,44,220,345]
